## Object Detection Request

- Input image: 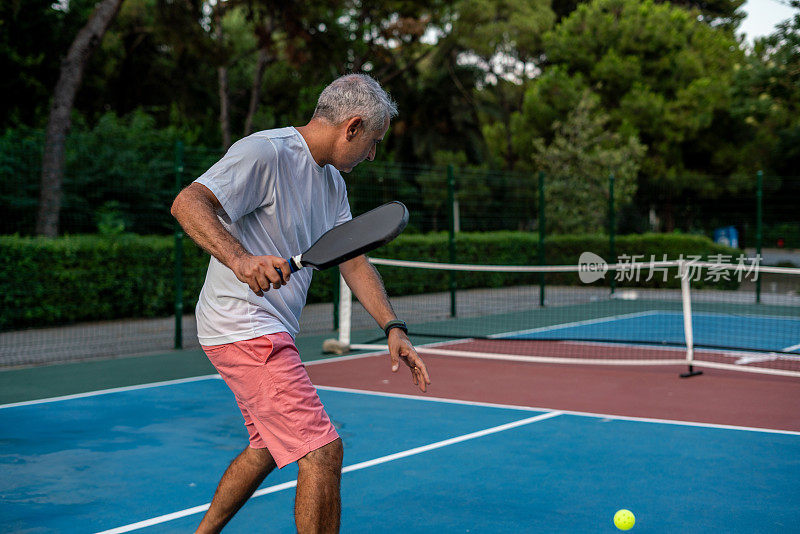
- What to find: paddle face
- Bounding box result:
[290,201,409,271]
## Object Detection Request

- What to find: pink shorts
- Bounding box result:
[201,332,339,468]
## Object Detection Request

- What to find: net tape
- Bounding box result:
[333,258,800,378]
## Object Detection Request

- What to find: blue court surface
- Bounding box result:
[515,311,800,353]
[1,376,799,533]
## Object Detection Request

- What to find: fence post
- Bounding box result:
[538,171,546,307]
[756,170,763,304]
[174,140,185,350]
[609,173,616,296]
[447,165,457,317]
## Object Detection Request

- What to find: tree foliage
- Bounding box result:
[732,4,800,175]
[543,0,743,182]
[533,91,645,233]
[481,0,763,229]
[0,0,796,236]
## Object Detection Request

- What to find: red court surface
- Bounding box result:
[307,352,800,432]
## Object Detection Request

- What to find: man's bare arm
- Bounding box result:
[170,182,290,296]
[339,255,430,392]
[338,255,397,327]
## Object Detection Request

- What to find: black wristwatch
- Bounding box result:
[383,319,408,337]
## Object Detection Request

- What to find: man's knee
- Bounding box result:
[243,446,277,470]
[299,438,343,473]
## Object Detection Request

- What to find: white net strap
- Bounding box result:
[338,273,351,346]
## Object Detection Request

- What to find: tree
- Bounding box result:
[214,1,232,149]
[0,0,96,127]
[37,0,125,236]
[239,0,338,137]
[732,2,800,174]
[549,0,745,29]
[665,0,744,31]
[243,16,276,136]
[728,2,800,230]
[533,91,644,234]
[499,0,745,229]
[451,0,556,169]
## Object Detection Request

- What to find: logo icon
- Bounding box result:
[578,252,608,283]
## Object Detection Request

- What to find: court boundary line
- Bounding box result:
[315,385,800,436]
[385,308,800,360]
[0,351,390,409]
[15,372,800,436]
[5,377,798,533]
[349,342,800,376]
[358,337,791,359]
[504,310,799,352]
[0,374,222,410]
[93,411,562,534]
[678,310,800,322]
[494,310,661,339]
[5,328,798,411]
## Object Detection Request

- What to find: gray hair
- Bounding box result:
[313,74,398,132]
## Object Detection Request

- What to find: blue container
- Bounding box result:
[713,226,739,248]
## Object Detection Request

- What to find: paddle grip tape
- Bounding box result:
[275,256,303,284]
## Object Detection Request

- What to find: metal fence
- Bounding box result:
[1,133,798,366]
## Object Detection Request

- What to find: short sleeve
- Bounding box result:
[335,179,352,227]
[194,137,277,223]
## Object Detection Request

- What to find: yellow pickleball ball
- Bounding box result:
[614,509,635,530]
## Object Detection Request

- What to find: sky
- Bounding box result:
[738,0,797,40]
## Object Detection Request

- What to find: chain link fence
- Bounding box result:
[1,132,798,366]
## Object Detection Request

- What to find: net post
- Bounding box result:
[173,140,184,350]
[678,259,702,378]
[332,269,340,331]
[338,273,351,347]
[538,171,546,307]
[756,170,763,304]
[609,173,616,296]
[447,165,457,317]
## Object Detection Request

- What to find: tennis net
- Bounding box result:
[329,257,800,377]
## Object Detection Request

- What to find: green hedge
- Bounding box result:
[1,234,199,330]
[0,232,740,331]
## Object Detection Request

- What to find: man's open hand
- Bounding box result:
[388,330,431,392]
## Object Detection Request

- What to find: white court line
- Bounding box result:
[94,411,562,534]
[350,342,800,376]
[490,310,661,339]
[689,311,800,322]
[736,354,780,365]
[411,345,687,366]
[0,374,222,410]
[499,311,799,359]
[316,385,800,436]
[5,374,798,533]
[304,349,391,365]
[0,350,388,410]
[5,331,796,411]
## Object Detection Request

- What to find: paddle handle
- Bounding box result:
[276,256,303,283]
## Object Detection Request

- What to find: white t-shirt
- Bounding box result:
[194,127,351,345]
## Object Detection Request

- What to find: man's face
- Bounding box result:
[336,116,390,173]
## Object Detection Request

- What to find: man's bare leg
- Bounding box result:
[196,446,277,534]
[295,438,343,533]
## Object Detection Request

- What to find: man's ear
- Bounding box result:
[345,117,363,140]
